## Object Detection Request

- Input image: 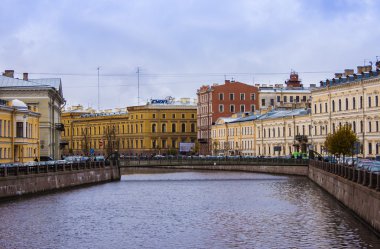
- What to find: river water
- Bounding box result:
[0,170,379,249]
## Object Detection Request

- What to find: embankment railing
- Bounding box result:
[0,161,107,177]
[310,160,380,191]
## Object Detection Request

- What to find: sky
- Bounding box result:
[0,0,379,110]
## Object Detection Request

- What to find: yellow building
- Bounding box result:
[211,113,256,156]
[61,98,197,156]
[0,70,65,160]
[0,99,40,164]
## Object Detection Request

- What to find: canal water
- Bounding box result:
[0,170,379,249]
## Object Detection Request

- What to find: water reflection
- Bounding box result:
[0,170,378,249]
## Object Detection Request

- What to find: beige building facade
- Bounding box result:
[312,66,380,157]
[0,70,65,160]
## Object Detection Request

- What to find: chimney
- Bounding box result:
[23,73,28,81]
[364,65,372,73]
[2,70,14,78]
[344,69,354,76]
[357,66,364,74]
[334,73,343,78]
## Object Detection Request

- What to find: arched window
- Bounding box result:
[338,99,342,111]
[332,100,335,112]
[191,123,195,133]
[181,123,186,132]
[162,123,167,132]
[152,124,156,133]
[172,123,176,132]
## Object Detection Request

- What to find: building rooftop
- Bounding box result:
[320,69,380,88]
[0,74,63,97]
[257,108,310,120]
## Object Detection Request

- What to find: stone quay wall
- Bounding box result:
[0,163,120,200]
[308,161,380,234]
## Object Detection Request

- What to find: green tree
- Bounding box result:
[324,124,358,159]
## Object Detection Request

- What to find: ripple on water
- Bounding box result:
[0,171,378,249]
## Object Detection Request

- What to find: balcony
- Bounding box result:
[295,135,308,143]
[55,123,65,131]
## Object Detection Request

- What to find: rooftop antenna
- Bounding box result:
[97,67,100,111]
[137,67,140,105]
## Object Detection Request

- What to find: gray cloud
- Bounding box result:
[0,0,379,109]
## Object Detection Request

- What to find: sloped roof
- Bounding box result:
[257,108,310,120]
[0,75,63,97]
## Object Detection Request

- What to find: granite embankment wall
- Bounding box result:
[120,163,309,176]
[0,165,120,199]
[308,162,380,234]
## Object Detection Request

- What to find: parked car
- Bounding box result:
[94,156,105,162]
[40,156,54,162]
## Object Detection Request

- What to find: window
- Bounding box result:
[360,120,363,133]
[332,100,335,112]
[353,97,356,109]
[284,96,287,102]
[240,93,245,100]
[353,121,356,133]
[181,123,186,132]
[338,99,342,111]
[153,114,156,119]
[229,93,234,100]
[296,96,300,102]
[152,124,156,133]
[162,140,167,149]
[172,123,176,132]
[191,123,195,133]
[376,121,379,132]
[251,105,255,112]
[182,114,185,118]
[219,104,224,112]
[250,93,255,100]
[302,96,307,102]
[345,98,348,110]
[172,114,176,118]
[376,96,379,107]
[368,96,372,108]
[270,99,274,106]
[219,93,224,100]
[230,104,235,113]
[240,104,245,112]
[16,122,23,137]
[369,142,372,154]
[172,139,176,148]
[290,96,294,102]
[191,114,195,119]
[0,120,2,136]
[261,99,266,106]
[360,96,363,109]
[277,96,281,102]
[162,124,166,132]
[369,121,372,132]
[162,114,166,118]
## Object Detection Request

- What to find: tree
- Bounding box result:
[324,124,358,159]
[82,126,91,156]
[212,141,219,155]
[104,125,120,156]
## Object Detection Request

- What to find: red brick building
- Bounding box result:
[196,80,259,155]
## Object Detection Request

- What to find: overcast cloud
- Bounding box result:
[0,0,379,109]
